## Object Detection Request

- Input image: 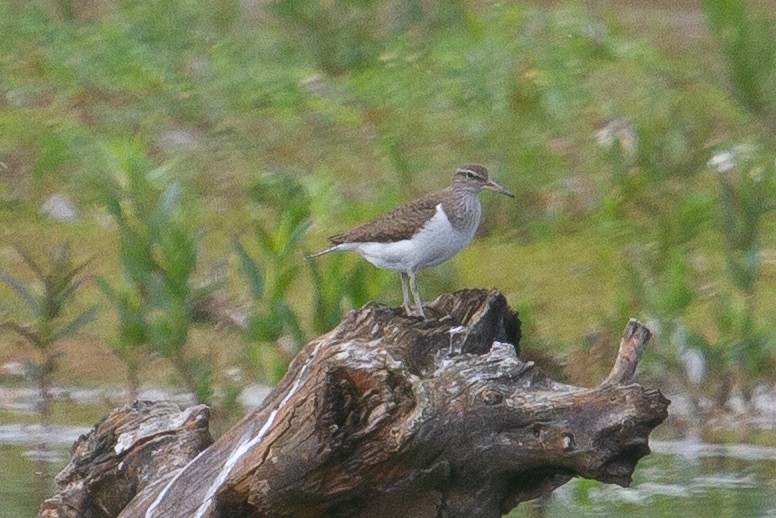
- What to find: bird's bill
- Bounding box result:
[483,180,515,198]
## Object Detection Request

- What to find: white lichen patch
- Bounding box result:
[114,433,136,455]
[116,405,203,455]
[332,341,401,371]
[488,341,518,359]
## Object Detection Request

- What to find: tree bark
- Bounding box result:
[39,289,669,518]
[38,401,212,518]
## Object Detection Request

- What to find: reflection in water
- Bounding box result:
[33,442,51,517]
[3,430,776,518]
[1,423,89,517]
[1,444,65,518]
[0,424,89,447]
[508,440,776,517]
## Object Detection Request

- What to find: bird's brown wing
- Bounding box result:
[329,190,446,244]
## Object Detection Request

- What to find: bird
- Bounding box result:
[307,164,514,318]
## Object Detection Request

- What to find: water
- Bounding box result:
[508,440,776,517]
[1,443,69,518]
[4,427,775,518]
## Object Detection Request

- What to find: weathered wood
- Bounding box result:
[39,289,669,518]
[38,401,212,518]
[601,318,652,387]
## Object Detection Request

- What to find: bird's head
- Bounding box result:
[453,164,515,198]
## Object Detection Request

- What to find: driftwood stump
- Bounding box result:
[39,289,669,518]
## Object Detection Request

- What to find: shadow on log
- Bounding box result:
[39,289,669,518]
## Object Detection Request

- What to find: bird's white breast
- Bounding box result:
[350,203,480,272]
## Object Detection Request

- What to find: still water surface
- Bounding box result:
[509,440,776,517]
[3,433,775,518]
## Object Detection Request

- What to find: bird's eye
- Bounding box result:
[465,171,477,179]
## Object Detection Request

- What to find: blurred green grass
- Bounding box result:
[1,0,776,423]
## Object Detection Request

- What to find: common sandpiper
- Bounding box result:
[307,164,514,318]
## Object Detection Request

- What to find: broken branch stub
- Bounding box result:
[40,289,669,518]
[38,401,212,518]
[601,318,652,387]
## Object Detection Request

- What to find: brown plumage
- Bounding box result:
[329,191,446,245]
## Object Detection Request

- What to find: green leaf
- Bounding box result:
[189,280,226,308]
[0,268,42,316]
[158,227,196,298]
[678,193,713,244]
[275,302,305,347]
[57,258,95,304]
[0,322,44,348]
[14,248,45,280]
[233,239,264,300]
[247,310,283,342]
[102,177,126,221]
[146,300,190,356]
[154,181,182,226]
[97,277,119,303]
[702,0,776,119]
[51,305,99,342]
[180,355,214,403]
[270,265,299,301]
[659,249,693,317]
[281,219,312,257]
[254,225,275,254]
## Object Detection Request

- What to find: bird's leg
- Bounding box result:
[408,270,425,318]
[400,272,413,316]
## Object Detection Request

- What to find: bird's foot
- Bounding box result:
[403,305,426,319]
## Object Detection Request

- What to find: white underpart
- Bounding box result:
[340,203,480,272]
[146,341,324,518]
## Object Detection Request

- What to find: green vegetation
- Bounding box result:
[234,172,311,382]
[1,0,776,440]
[0,246,96,424]
[99,141,216,403]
